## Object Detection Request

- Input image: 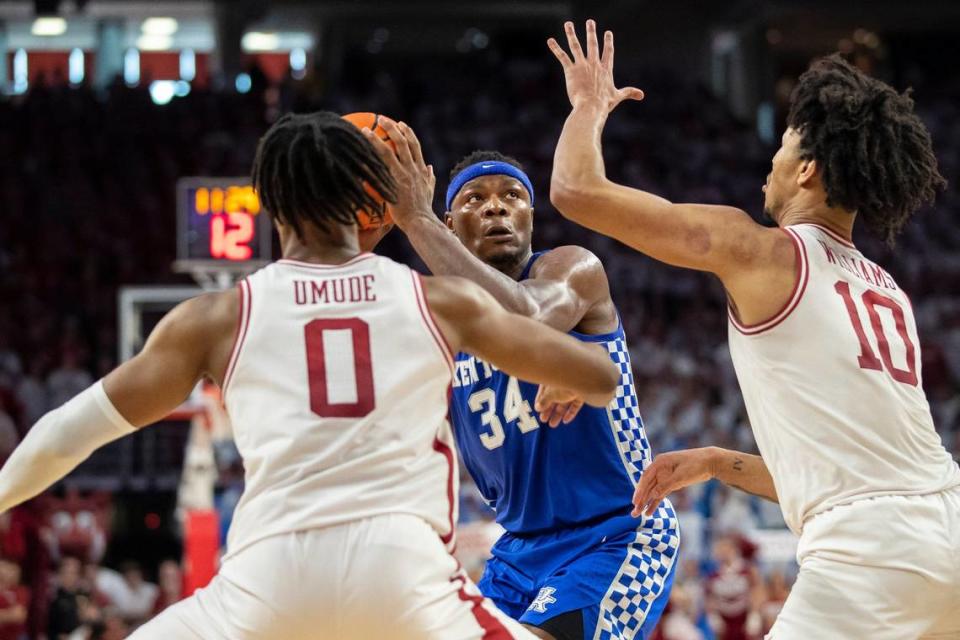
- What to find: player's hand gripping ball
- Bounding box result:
[341,112,396,231]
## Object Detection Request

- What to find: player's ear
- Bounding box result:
[797,158,818,188]
[444,212,455,232]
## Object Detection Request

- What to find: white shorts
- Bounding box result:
[131,513,536,640]
[768,487,960,639]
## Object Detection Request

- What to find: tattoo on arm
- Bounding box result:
[733,457,744,471]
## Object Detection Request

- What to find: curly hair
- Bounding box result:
[252,111,397,238]
[787,54,946,244]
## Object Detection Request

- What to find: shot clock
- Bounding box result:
[176,177,272,268]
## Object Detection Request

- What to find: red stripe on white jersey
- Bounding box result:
[729,228,809,335]
[222,279,252,400]
[804,223,856,248]
[411,272,455,371]
[433,430,456,546]
[276,253,377,269]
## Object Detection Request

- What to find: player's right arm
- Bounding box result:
[631,447,778,517]
[547,21,796,324]
[423,275,619,407]
[0,290,237,515]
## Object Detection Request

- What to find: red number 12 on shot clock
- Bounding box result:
[210,213,255,261]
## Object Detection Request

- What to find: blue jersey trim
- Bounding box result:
[520,250,548,281]
[568,315,623,343]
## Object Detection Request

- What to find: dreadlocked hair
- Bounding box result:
[787,54,946,245]
[450,150,525,180]
[252,111,398,238]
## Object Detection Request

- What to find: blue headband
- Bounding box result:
[445,161,535,211]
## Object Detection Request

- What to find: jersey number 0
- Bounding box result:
[304,318,376,417]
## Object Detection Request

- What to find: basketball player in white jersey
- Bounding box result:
[542,20,960,639]
[0,111,622,639]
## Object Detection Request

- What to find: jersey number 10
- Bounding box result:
[834,281,918,386]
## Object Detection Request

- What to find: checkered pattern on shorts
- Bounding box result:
[593,501,680,640]
[605,337,651,485]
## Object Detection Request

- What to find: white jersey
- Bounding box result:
[728,223,960,534]
[220,254,457,557]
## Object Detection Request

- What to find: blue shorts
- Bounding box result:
[478,501,679,640]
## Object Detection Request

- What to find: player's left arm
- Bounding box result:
[0,291,236,515]
[632,447,778,517]
[546,21,794,308]
[363,118,613,333]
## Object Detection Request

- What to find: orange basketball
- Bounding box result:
[341,112,396,230]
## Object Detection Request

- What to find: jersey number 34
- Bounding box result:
[468,377,539,450]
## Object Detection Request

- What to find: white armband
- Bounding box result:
[0,381,136,514]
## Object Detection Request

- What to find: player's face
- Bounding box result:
[445,175,533,269]
[763,127,805,224]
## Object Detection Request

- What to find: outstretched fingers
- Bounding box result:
[600,30,614,72]
[547,37,572,69]
[585,19,600,60]
[618,86,645,102]
[563,21,585,61]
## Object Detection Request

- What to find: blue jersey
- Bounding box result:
[450,252,652,535]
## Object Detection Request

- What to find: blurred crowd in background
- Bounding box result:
[0,42,957,639]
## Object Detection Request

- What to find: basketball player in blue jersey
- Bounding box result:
[363,119,679,640]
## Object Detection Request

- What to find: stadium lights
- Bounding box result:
[149,81,189,105]
[180,49,196,82]
[124,48,140,86]
[12,49,28,94]
[31,17,67,36]
[290,48,306,80]
[235,73,252,93]
[142,17,178,36]
[242,32,280,52]
[137,34,174,51]
[149,80,176,105]
[69,48,84,85]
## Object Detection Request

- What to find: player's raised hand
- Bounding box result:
[362,118,436,230]
[547,20,644,113]
[534,385,585,428]
[631,448,718,517]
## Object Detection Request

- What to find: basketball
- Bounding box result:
[342,112,396,230]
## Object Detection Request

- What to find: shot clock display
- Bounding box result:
[176,177,272,266]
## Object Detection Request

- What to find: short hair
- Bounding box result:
[252,111,397,238]
[787,55,946,244]
[449,150,524,181]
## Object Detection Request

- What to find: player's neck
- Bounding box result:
[778,199,855,243]
[279,224,362,265]
[488,249,534,281]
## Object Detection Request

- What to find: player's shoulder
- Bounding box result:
[531,245,610,290]
[533,245,606,274]
[162,288,239,344]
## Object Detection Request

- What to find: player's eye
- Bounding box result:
[467,194,482,203]
[506,191,519,199]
